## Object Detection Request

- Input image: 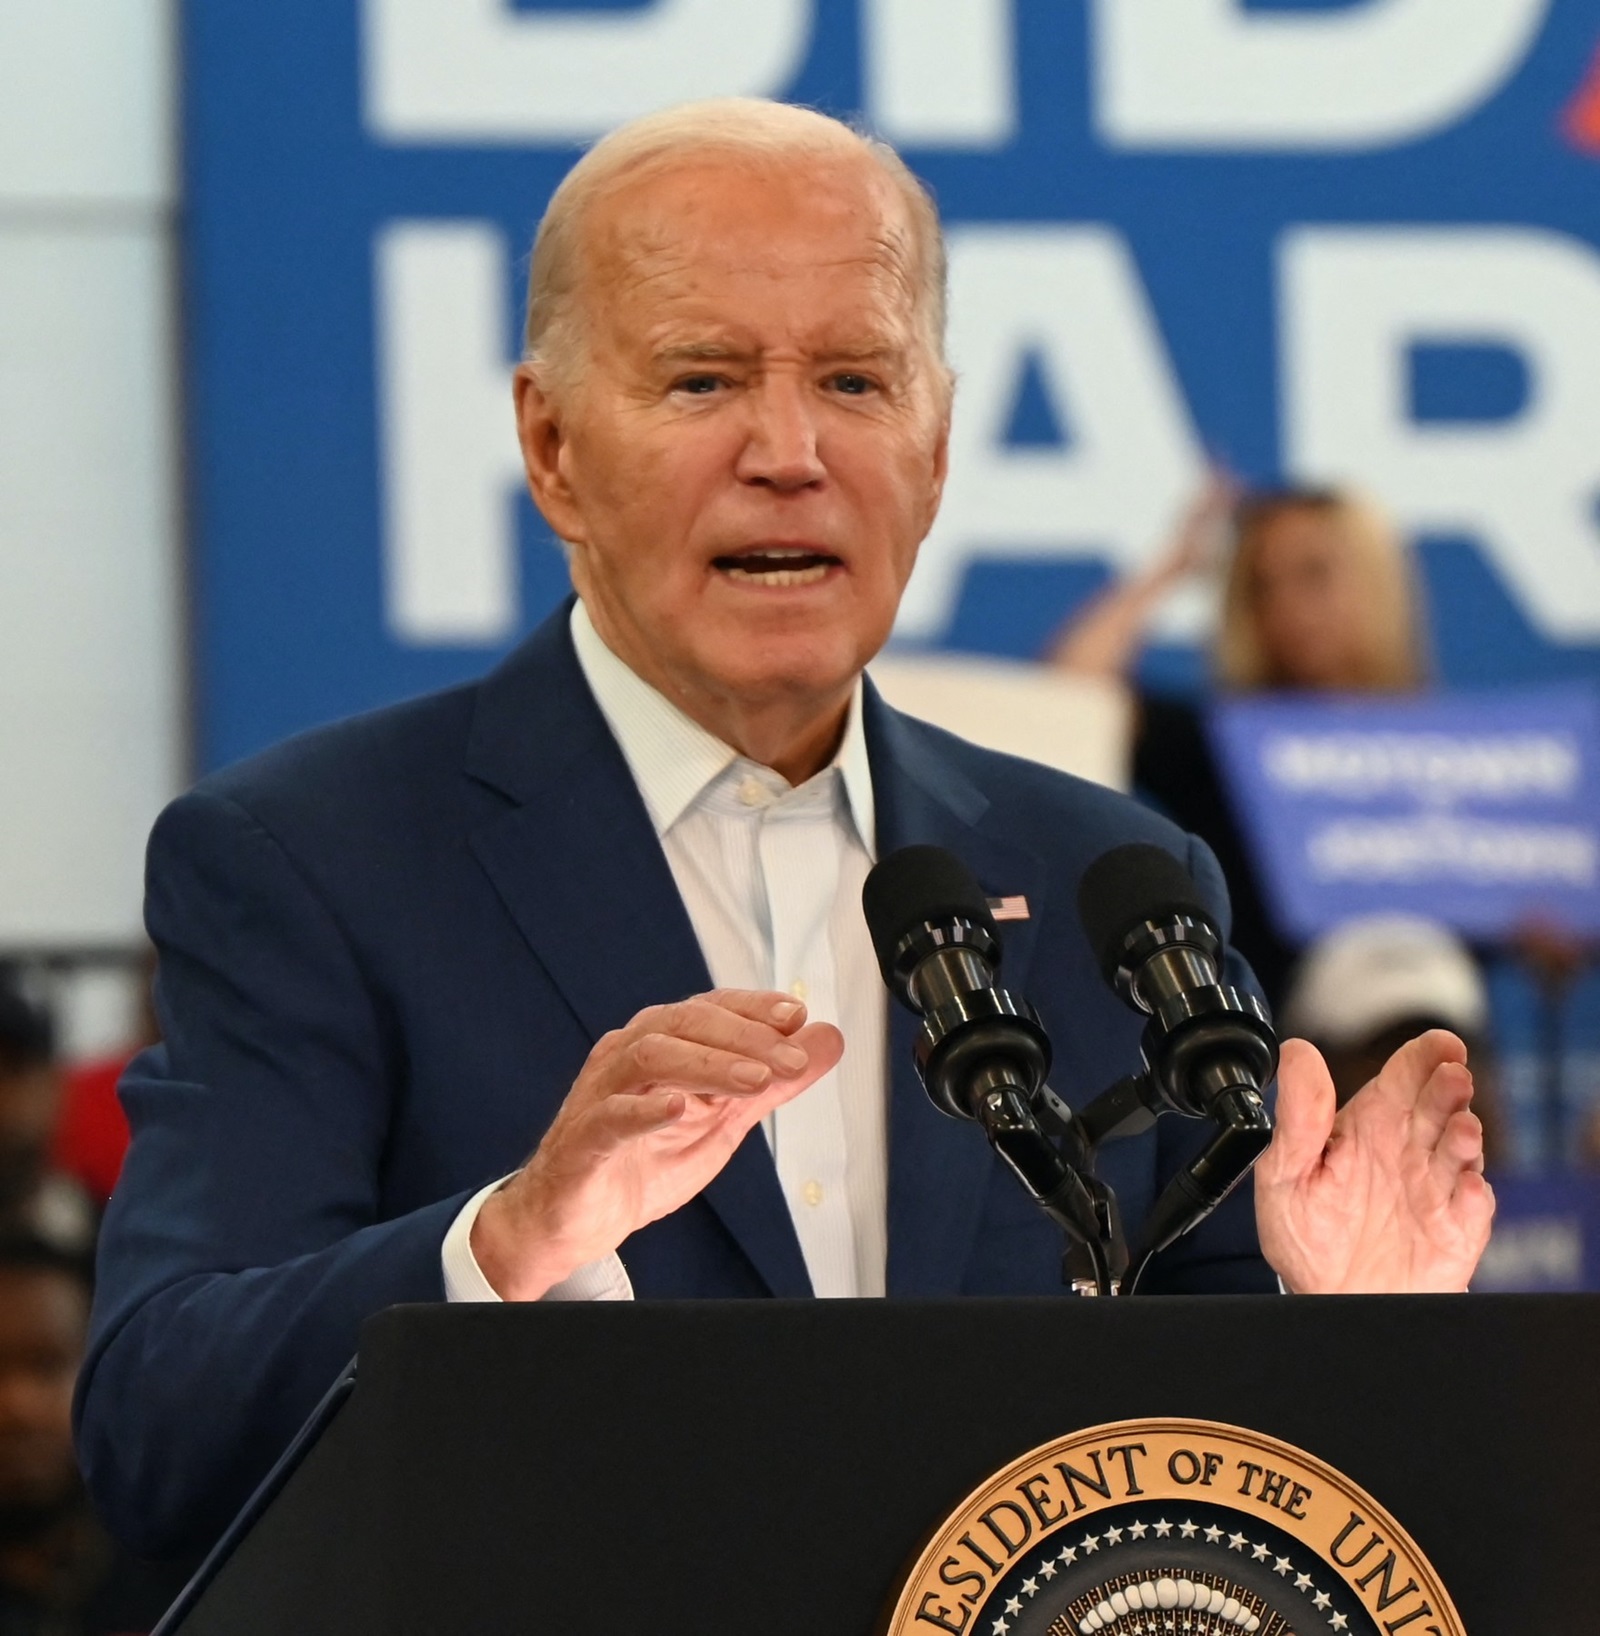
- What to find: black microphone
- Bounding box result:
[863,846,1110,1281]
[862,845,1049,1122]
[1078,843,1276,1123]
[1077,843,1277,1278]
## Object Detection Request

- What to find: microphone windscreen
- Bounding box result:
[1077,843,1212,984]
[862,845,996,990]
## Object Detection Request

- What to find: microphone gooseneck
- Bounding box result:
[1076,844,1279,1287]
[863,846,1116,1290]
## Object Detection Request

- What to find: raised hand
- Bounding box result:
[471,989,843,1299]
[1047,468,1238,678]
[1159,467,1239,584]
[1254,1030,1495,1294]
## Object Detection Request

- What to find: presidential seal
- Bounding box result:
[887,1420,1463,1636]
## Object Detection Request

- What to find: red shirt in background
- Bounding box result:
[52,1054,133,1206]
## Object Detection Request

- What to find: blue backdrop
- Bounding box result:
[180,0,1600,772]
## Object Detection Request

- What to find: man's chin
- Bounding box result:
[701,604,886,685]
[701,644,867,711]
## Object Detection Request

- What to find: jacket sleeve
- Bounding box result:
[74,787,473,1558]
[1138,831,1281,1296]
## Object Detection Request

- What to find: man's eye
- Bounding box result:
[674,374,724,395]
[830,373,875,396]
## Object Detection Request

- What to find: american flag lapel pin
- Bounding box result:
[987,894,1030,922]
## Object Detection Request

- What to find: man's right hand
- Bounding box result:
[470,989,844,1299]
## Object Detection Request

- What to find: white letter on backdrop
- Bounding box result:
[900,227,1205,642]
[363,0,813,143]
[374,222,525,644]
[1282,226,1600,642]
[863,0,1016,148]
[1092,0,1550,150]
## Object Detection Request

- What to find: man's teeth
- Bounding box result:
[718,551,834,586]
[722,561,831,586]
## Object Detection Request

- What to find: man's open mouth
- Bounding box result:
[712,547,841,586]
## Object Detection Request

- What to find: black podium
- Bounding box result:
[166,1295,1597,1634]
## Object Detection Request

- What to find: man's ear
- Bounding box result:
[924,388,953,528]
[513,364,586,544]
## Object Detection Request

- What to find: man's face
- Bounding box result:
[517,151,950,733]
[0,1064,59,1206]
[0,1268,85,1528]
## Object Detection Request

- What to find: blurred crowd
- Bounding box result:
[0,973,178,1636]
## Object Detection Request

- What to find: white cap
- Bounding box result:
[1281,914,1487,1048]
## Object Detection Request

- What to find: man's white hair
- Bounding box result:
[522,97,948,386]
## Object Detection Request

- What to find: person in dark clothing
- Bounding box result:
[1050,478,1430,1009]
[0,987,94,1263]
[0,1232,179,1635]
[1129,693,1297,1010]
[1279,915,1504,1168]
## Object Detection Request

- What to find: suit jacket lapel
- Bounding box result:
[462,606,812,1298]
[866,683,1049,1296]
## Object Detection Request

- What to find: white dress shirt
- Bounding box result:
[441,600,888,1302]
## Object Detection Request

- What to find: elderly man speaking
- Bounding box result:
[75,99,1492,1558]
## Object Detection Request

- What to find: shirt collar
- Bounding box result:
[569,599,875,855]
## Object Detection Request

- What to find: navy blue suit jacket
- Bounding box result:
[75,605,1275,1558]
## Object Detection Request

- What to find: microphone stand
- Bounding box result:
[905,981,1271,1298]
[894,938,1129,1297]
[1056,1068,1273,1295]
[1121,1088,1272,1293]
[867,845,1279,1299]
[968,1075,1127,1296]
[911,993,1273,1298]
[1058,895,1280,1295]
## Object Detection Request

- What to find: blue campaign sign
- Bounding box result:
[1473,1174,1600,1292]
[179,2,1600,771]
[1207,689,1600,941]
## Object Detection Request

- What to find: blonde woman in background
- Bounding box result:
[1050,478,1430,1006]
[1211,486,1426,693]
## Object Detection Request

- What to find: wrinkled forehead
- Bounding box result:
[578,152,925,342]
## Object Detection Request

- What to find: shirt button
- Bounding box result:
[789,978,808,1001]
[802,1180,824,1208]
[737,776,770,807]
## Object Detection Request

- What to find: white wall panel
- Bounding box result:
[0,225,180,945]
[0,0,174,205]
[0,0,178,953]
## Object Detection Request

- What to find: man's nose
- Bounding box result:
[734,376,826,490]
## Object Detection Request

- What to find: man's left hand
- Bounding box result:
[1254,1029,1495,1294]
